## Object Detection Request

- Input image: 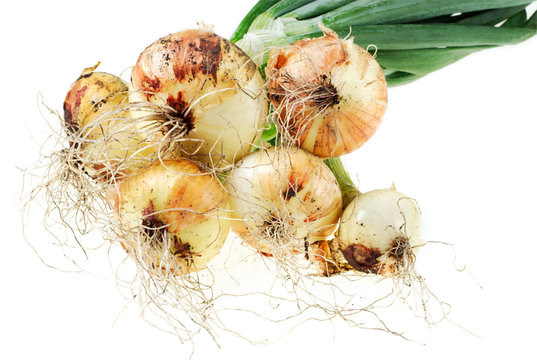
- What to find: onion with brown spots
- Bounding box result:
[337,186,423,277]
[265,25,387,158]
[226,146,342,265]
[112,159,230,274]
[131,27,268,170]
[63,63,158,181]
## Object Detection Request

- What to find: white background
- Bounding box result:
[2,1,537,359]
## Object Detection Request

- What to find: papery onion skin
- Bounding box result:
[131,29,268,169]
[64,64,129,138]
[113,159,230,273]
[63,65,157,181]
[226,146,342,256]
[265,28,387,158]
[337,188,423,276]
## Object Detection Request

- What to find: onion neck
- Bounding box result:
[235,15,316,66]
[323,156,360,209]
[235,15,288,65]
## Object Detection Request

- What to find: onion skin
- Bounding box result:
[131,29,268,169]
[337,188,423,276]
[308,240,353,277]
[63,65,158,181]
[227,146,342,256]
[265,29,387,158]
[64,65,129,141]
[114,159,230,273]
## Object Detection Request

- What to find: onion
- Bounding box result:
[131,27,268,169]
[337,187,423,276]
[63,64,128,137]
[63,64,157,181]
[226,146,342,259]
[112,159,230,274]
[265,25,387,158]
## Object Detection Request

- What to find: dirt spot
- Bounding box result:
[340,243,382,274]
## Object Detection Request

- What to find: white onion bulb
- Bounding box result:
[112,159,230,274]
[63,64,158,181]
[265,26,387,158]
[337,187,423,276]
[131,28,268,169]
[226,146,342,257]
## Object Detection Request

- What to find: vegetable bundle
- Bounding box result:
[26,0,536,346]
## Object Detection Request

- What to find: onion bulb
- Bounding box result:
[226,146,342,259]
[337,187,423,276]
[131,27,268,169]
[265,25,387,158]
[63,64,156,181]
[112,159,230,274]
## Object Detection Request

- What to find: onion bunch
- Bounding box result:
[28,25,275,341]
[232,25,421,280]
[37,21,423,290]
[224,0,535,279]
[46,27,267,271]
[28,1,537,343]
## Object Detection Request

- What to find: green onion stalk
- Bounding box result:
[232,0,536,84]
[230,0,536,199]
